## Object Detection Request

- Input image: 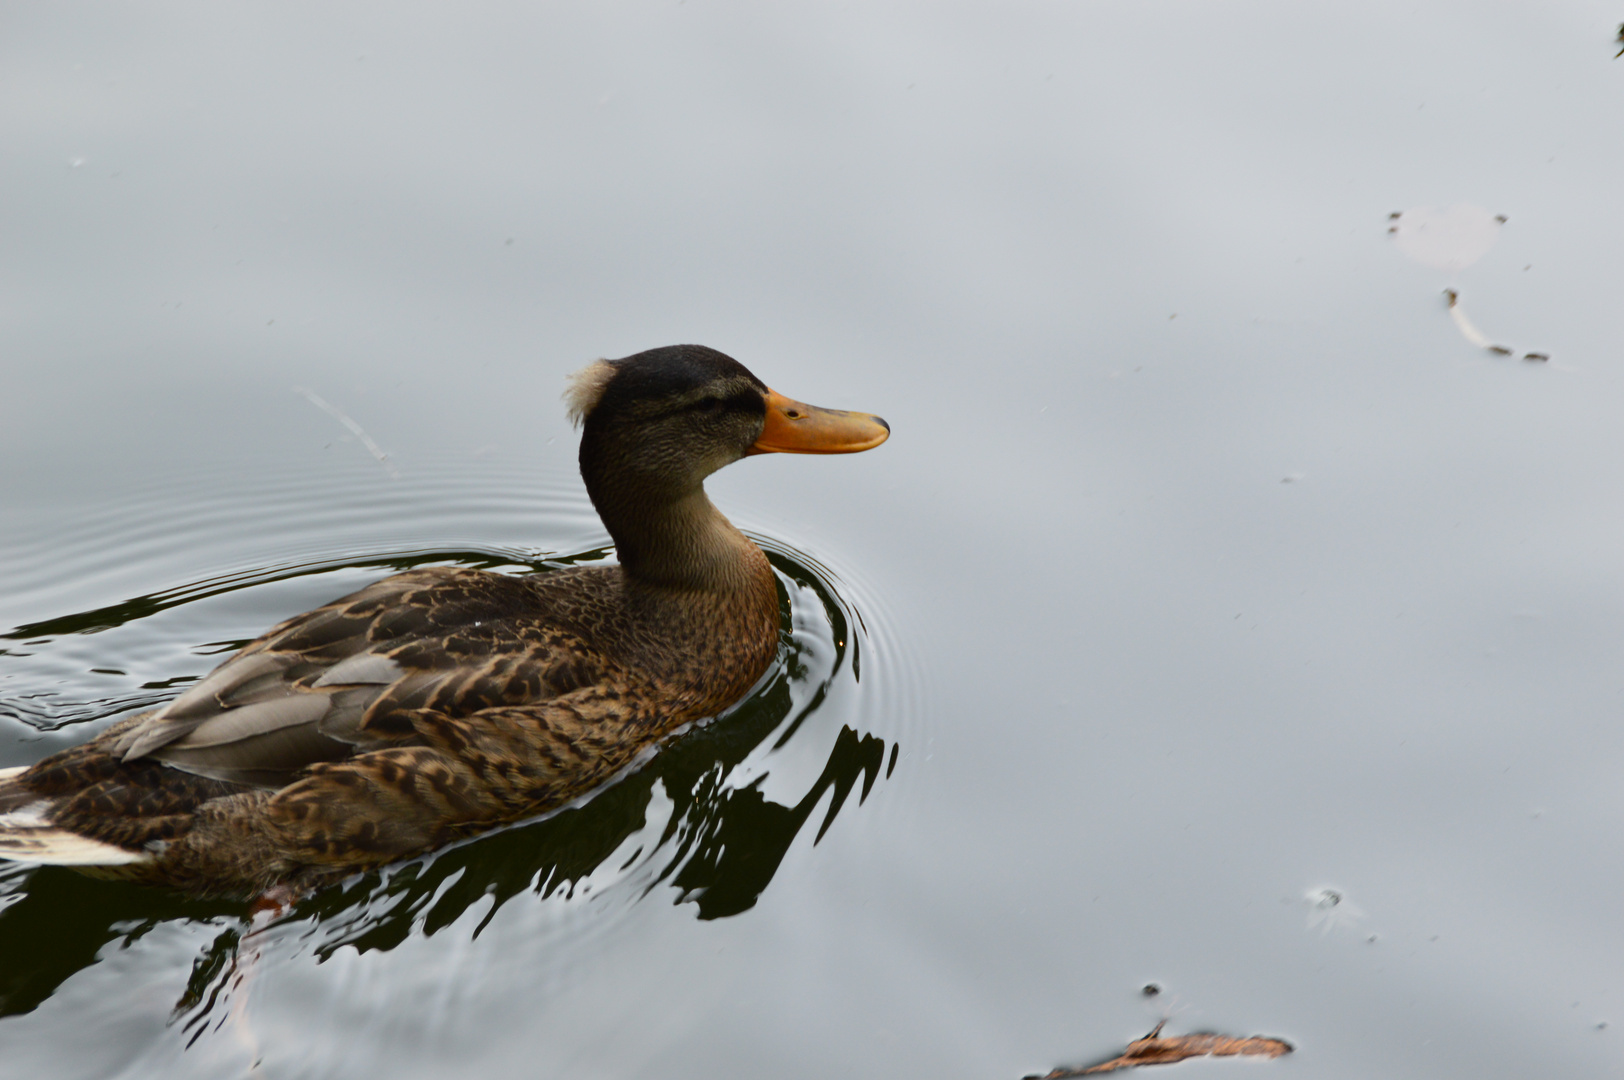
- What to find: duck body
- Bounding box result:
[0,346,887,897]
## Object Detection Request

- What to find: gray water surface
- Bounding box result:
[3,4,1622,1078]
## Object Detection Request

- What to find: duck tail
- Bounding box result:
[0,765,152,868]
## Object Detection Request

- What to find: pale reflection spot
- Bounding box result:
[1389,205,1502,271]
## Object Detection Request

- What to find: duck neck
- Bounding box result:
[589,481,771,595]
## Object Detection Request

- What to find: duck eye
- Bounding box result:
[693,396,725,414]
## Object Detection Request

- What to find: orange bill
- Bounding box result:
[748,389,891,455]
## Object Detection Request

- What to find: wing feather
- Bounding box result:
[111,568,614,791]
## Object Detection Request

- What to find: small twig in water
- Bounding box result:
[1443,289,1509,353]
[293,386,400,478]
[1025,1020,1293,1077]
[1443,290,1548,362]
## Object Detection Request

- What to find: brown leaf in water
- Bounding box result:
[1025,1021,1293,1078]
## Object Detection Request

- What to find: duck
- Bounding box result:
[0,345,888,898]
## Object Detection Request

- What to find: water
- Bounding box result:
[4,4,1623,1078]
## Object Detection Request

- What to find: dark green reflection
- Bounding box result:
[0,545,894,1019]
[0,866,239,1018]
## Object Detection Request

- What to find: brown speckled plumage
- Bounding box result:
[0,345,887,897]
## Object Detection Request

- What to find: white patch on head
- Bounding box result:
[564,359,618,427]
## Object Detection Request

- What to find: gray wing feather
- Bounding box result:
[161,695,332,750]
[115,651,301,760]
[148,724,353,787]
[109,566,577,788]
[312,652,404,688]
[161,652,294,718]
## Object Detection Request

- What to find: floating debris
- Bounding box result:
[1445,287,1507,350]
[1442,290,1549,362]
[1306,884,1367,935]
[1385,209,1551,362]
[293,386,401,478]
[1025,1022,1293,1077]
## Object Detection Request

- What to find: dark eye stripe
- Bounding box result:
[678,391,764,416]
[637,388,767,423]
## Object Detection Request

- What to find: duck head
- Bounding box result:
[566,345,888,587]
